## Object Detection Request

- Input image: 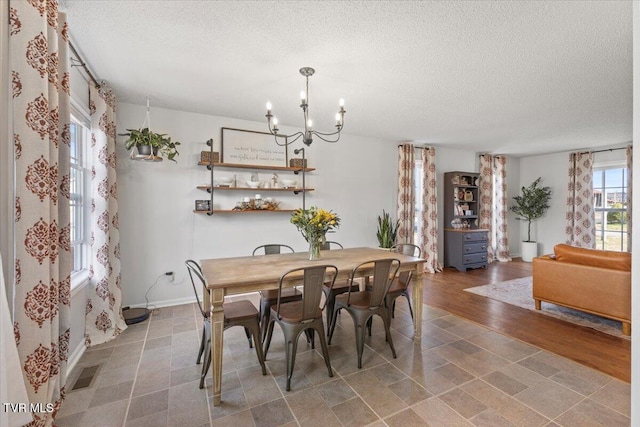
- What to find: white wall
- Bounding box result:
[116,103,398,306]
[519,146,627,256]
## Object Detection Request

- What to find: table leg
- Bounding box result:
[210,288,225,406]
[412,265,423,341]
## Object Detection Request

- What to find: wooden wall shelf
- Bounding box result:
[197,185,314,194]
[195,139,315,213]
[194,209,296,214]
[198,161,315,174]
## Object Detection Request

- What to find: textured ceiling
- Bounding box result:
[59,0,632,157]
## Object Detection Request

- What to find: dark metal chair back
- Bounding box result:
[346,258,400,308]
[185,260,208,319]
[320,241,343,250]
[253,244,295,256]
[275,265,337,323]
[391,243,421,257]
[391,244,421,284]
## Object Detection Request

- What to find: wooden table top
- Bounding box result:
[200,247,426,294]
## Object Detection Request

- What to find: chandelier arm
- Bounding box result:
[273,132,304,146]
[267,125,304,140]
[312,128,343,137]
[310,131,341,143]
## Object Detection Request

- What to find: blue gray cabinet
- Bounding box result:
[444,229,489,271]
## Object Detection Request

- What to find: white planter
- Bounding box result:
[521,241,538,262]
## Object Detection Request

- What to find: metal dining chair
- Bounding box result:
[318,241,360,334]
[328,258,401,369]
[388,243,421,320]
[252,244,303,342]
[263,264,338,391]
[185,260,266,389]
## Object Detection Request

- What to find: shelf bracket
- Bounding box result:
[294,148,306,210]
[208,138,214,212]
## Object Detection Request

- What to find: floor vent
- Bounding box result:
[71,365,100,390]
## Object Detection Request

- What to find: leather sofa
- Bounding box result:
[532,243,631,335]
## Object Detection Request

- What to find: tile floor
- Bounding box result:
[55,295,631,427]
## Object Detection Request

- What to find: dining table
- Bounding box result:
[200,246,427,405]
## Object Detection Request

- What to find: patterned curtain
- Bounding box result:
[565,152,595,248]
[396,144,414,244]
[10,2,72,425]
[478,154,496,263]
[84,84,127,346]
[626,145,632,252]
[420,147,442,273]
[494,156,512,261]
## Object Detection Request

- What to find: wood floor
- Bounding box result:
[421,259,631,382]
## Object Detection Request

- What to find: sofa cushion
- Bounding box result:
[553,243,630,272]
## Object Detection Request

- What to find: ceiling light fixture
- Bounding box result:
[265,67,346,146]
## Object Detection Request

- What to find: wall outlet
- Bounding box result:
[165,271,175,282]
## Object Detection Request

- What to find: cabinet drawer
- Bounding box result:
[463,252,487,265]
[463,242,487,254]
[462,232,487,242]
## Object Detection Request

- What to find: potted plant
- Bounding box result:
[122,127,181,162]
[376,210,399,248]
[510,177,552,262]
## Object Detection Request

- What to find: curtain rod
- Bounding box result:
[396,144,433,149]
[69,41,100,89]
[579,147,626,155]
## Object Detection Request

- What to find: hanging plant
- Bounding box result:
[122,127,181,162]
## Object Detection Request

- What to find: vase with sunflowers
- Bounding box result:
[291,207,340,260]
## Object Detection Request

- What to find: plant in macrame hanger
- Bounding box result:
[121,97,181,162]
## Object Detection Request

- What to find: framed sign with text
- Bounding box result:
[220,127,288,166]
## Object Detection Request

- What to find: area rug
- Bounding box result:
[464,276,629,340]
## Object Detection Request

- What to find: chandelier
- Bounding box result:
[265,67,346,146]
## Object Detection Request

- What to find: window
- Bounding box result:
[69,110,91,283]
[593,164,628,251]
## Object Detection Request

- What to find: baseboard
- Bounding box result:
[66,341,86,380]
[127,295,199,310]
[125,291,262,311]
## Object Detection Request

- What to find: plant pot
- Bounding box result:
[521,241,538,262]
[137,144,158,156]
